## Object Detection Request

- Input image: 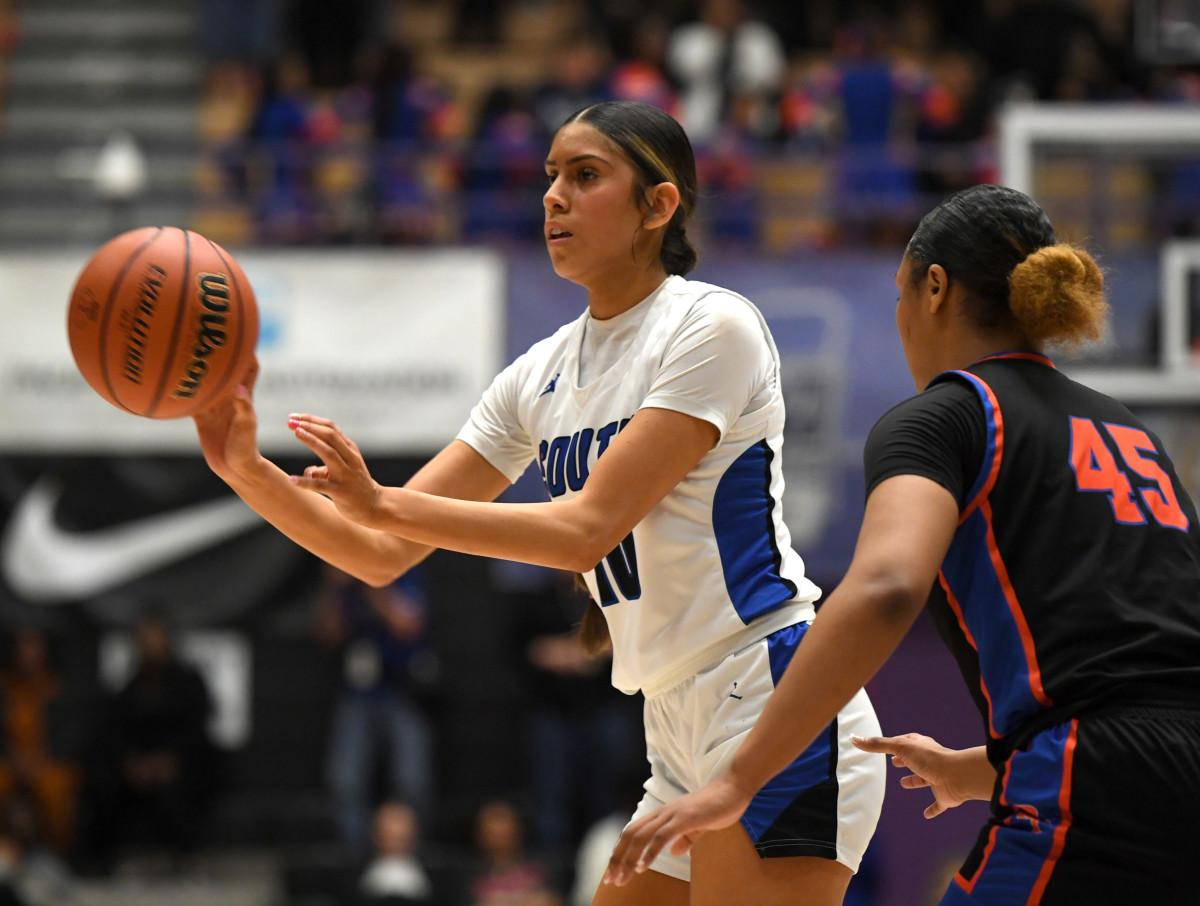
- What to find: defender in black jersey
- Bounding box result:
[865,351,1200,903]
[607,185,1200,905]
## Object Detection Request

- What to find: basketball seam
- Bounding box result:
[96,227,164,414]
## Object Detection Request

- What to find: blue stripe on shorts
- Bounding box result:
[739,621,841,859]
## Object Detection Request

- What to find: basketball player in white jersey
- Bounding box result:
[194,101,884,906]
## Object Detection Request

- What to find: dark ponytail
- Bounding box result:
[577,594,612,657]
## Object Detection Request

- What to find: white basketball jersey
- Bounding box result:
[457,275,819,696]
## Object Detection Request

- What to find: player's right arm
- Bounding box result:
[193,369,510,586]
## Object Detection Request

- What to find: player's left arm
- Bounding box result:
[288,406,718,573]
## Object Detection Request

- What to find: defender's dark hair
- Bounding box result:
[567,101,699,276]
[906,184,1106,347]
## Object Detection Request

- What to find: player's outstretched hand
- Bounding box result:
[193,358,261,482]
[288,414,383,525]
[603,773,754,888]
[852,733,994,819]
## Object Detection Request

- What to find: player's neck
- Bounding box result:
[952,327,1038,372]
[586,267,670,321]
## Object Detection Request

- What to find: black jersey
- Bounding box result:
[864,351,1200,762]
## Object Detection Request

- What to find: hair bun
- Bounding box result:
[1008,244,1106,347]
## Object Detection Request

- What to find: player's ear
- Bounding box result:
[926,264,949,315]
[641,182,680,231]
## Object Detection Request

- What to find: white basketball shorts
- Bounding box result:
[631,621,885,881]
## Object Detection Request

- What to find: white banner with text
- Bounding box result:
[0,247,506,454]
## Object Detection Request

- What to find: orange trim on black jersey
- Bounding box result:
[938,571,1001,739]
[981,498,1053,710]
[1026,720,1078,905]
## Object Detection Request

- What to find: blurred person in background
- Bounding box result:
[356,800,435,906]
[665,0,786,146]
[459,85,545,241]
[317,562,437,859]
[465,799,560,906]
[242,54,323,243]
[979,0,1145,102]
[368,41,463,244]
[506,571,642,863]
[0,828,29,906]
[531,31,614,144]
[78,612,218,873]
[0,629,87,863]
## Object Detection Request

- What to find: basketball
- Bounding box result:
[66,226,259,419]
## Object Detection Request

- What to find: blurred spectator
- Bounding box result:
[78,613,218,871]
[460,86,545,241]
[606,14,679,113]
[285,0,383,90]
[202,0,282,71]
[665,0,787,145]
[465,800,560,906]
[531,31,613,141]
[980,0,1145,102]
[790,20,930,243]
[454,0,510,45]
[0,630,86,861]
[914,46,994,195]
[1150,68,1200,237]
[0,830,29,906]
[317,564,437,859]
[567,768,643,906]
[507,572,642,860]
[199,0,283,140]
[369,42,464,243]
[356,801,434,905]
[243,55,323,242]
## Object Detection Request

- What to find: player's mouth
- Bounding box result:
[546,224,573,244]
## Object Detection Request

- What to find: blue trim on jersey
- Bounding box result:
[713,440,799,625]
[940,721,1074,905]
[942,512,1043,739]
[740,622,837,843]
[952,370,1000,509]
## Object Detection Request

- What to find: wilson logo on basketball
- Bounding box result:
[173,272,232,400]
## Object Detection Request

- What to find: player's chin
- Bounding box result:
[548,259,590,290]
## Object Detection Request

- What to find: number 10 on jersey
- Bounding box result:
[594,532,642,606]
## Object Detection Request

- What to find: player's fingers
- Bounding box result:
[668,830,701,857]
[924,801,945,819]
[292,419,362,465]
[851,734,907,756]
[289,420,348,468]
[230,384,259,422]
[289,464,329,489]
[605,815,668,886]
[243,358,260,393]
[899,773,931,789]
[632,822,683,875]
[286,412,337,427]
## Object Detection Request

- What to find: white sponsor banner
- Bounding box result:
[0,247,506,454]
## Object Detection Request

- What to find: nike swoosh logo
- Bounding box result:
[1,476,262,603]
